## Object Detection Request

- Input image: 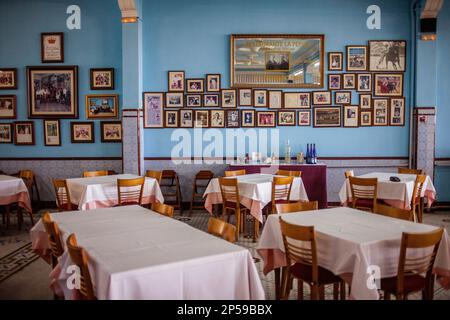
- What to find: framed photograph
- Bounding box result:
[71,122,94,143]
[313,107,341,128]
[238,89,253,106]
[328,74,342,90]
[298,110,311,126]
[278,111,296,126]
[312,91,331,105]
[43,119,61,146]
[204,94,219,107]
[357,73,372,92]
[186,94,202,108]
[328,52,343,71]
[241,109,255,127]
[143,92,164,128]
[268,90,283,109]
[369,40,406,72]
[206,74,221,92]
[194,110,209,128]
[343,105,359,128]
[85,94,118,119]
[14,121,35,145]
[221,89,237,108]
[390,97,405,126]
[343,74,356,89]
[0,123,13,143]
[180,109,194,128]
[226,110,240,128]
[0,95,16,119]
[253,89,268,107]
[27,66,78,118]
[359,94,372,109]
[256,111,276,127]
[210,110,225,128]
[90,68,114,90]
[168,71,185,92]
[41,32,64,63]
[374,74,403,97]
[165,92,184,108]
[360,110,373,126]
[231,34,325,88]
[335,91,352,105]
[373,98,389,126]
[284,92,310,109]
[0,68,18,90]
[186,79,204,93]
[164,110,179,128]
[101,121,122,142]
[346,45,368,71]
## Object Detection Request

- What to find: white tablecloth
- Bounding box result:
[0,175,32,213]
[257,207,450,300]
[204,174,309,222]
[66,174,164,210]
[338,172,437,210]
[30,205,265,300]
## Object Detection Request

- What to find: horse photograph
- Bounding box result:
[369,40,406,72]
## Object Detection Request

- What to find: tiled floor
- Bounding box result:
[1,207,450,300]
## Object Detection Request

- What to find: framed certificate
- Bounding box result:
[41,33,64,63]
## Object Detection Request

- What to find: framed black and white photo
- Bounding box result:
[180,109,194,128]
[226,110,240,128]
[328,52,343,71]
[313,107,341,128]
[166,92,184,108]
[373,98,389,126]
[342,74,356,90]
[0,123,13,143]
[204,94,219,107]
[360,110,373,126]
[206,74,221,92]
[238,89,253,106]
[241,109,255,127]
[210,110,225,128]
[43,119,61,146]
[369,40,406,72]
[0,68,18,90]
[221,89,236,108]
[186,94,202,108]
[168,71,185,92]
[359,94,372,109]
[186,79,204,93]
[90,68,114,90]
[253,89,268,107]
[0,95,16,119]
[14,121,35,145]
[194,110,209,128]
[41,32,64,63]
[389,97,405,126]
[343,105,359,128]
[165,110,179,128]
[356,73,372,92]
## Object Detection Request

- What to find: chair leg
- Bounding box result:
[235,209,240,240]
[253,217,259,242]
[310,285,319,300]
[28,210,34,226]
[333,283,339,300]
[319,285,325,300]
[297,279,303,300]
[340,280,346,300]
[17,207,23,230]
[384,291,391,300]
[275,267,281,300]
[5,205,10,229]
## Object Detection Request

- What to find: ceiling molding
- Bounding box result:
[117,0,138,18]
[421,0,444,18]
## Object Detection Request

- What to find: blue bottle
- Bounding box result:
[312,144,317,164]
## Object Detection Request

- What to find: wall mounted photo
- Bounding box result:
[101,121,122,142]
[43,119,61,146]
[0,95,16,119]
[27,66,78,118]
[256,111,276,127]
[328,74,342,90]
[312,91,331,105]
[313,107,341,127]
[85,94,119,119]
[374,74,403,97]
[359,94,372,109]
[0,68,17,89]
[373,98,389,126]
[356,73,372,92]
[369,40,406,72]
[343,105,359,128]
[206,74,221,92]
[268,90,283,109]
[328,52,343,71]
[186,94,202,108]
[194,110,209,128]
[143,92,164,128]
[342,74,356,90]
[0,123,13,143]
[278,111,296,126]
[71,122,94,143]
[14,121,35,145]
[238,89,252,106]
[298,110,311,126]
[360,110,373,126]
[90,68,114,90]
[389,97,405,126]
[165,110,179,128]
[231,34,325,88]
[335,91,352,105]
[226,110,240,128]
[186,79,204,93]
[165,92,184,108]
[210,110,225,128]
[221,89,236,108]
[241,109,255,127]
[41,32,64,63]
[284,92,310,109]
[253,89,268,107]
[168,71,185,92]
[346,46,367,71]
[180,109,193,128]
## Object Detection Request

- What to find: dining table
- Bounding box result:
[0,174,32,213]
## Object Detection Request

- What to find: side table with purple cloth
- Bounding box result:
[228,163,328,209]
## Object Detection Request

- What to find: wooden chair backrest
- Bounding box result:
[373,204,414,222]
[19,170,34,189]
[398,168,423,175]
[195,170,214,180]
[53,179,73,211]
[42,212,64,258]
[218,177,240,206]
[224,169,246,177]
[271,176,294,213]
[277,201,319,214]
[344,170,354,179]
[348,176,378,209]
[83,170,109,178]
[146,170,162,183]
[151,202,174,217]
[412,175,427,206]
[276,170,302,177]
[207,217,236,243]
[117,177,145,206]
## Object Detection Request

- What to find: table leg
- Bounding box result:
[274,267,281,300]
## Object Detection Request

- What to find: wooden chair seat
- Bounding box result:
[348,198,375,209]
[381,274,426,296]
[291,262,342,285]
[59,203,78,211]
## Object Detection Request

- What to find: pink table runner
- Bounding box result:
[0,175,32,213]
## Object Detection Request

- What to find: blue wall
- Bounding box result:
[142,0,412,157]
[0,0,122,157]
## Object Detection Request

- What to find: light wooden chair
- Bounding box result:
[344,170,354,179]
[53,179,77,211]
[19,170,41,205]
[348,176,378,212]
[381,228,444,300]
[160,170,183,214]
[412,175,427,223]
[82,170,109,178]
[151,202,174,218]
[279,217,345,300]
[42,212,64,268]
[207,217,237,243]
[373,204,414,222]
[66,234,96,300]
[270,176,294,214]
[145,170,162,183]
[276,170,302,177]
[224,169,246,177]
[117,177,145,206]
[398,168,423,175]
[276,201,319,214]
[189,170,214,215]
[218,177,247,241]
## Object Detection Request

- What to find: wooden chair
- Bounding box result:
[412,175,427,223]
[117,177,145,206]
[189,170,214,215]
[344,170,354,179]
[398,168,423,175]
[348,176,378,212]
[160,170,182,214]
[373,204,414,222]
[107,170,117,175]
[53,179,77,211]
[66,234,96,300]
[42,212,64,268]
[218,177,247,241]
[279,217,345,300]
[270,176,294,214]
[82,170,109,178]
[151,202,174,218]
[19,169,41,210]
[381,228,444,300]
[276,170,302,177]
[145,170,162,183]
[224,169,246,177]
[276,201,319,214]
[207,217,236,243]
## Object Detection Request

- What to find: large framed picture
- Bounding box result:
[278,111,296,126]
[373,98,389,126]
[206,74,221,92]
[194,110,209,128]
[298,110,311,126]
[343,105,359,128]
[210,110,225,128]
[85,94,119,119]
[168,71,185,92]
[238,89,253,106]
[90,68,114,90]
[0,95,16,119]
[313,107,341,128]
[204,94,219,107]
[226,110,240,128]
[0,123,13,143]
[41,32,64,63]
[390,97,405,126]
[241,109,255,127]
[165,92,184,108]
[312,91,331,105]
[143,92,164,128]
[284,92,310,109]
[71,122,94,143]
[14,121,35,145]
[374,74,403,97]
[43,119,61,146]
[27,66,78,118]
[101,121,122,142]
[0,68,17,90]
[180,109,193,128]
[253,89,268,107]
[231,34,325,88]
[346,46,367,71]
[221,89,237,108]
[256,111,276,127]
[328,52,343,71]
[164,110,179,128]
[369,40,406,72]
